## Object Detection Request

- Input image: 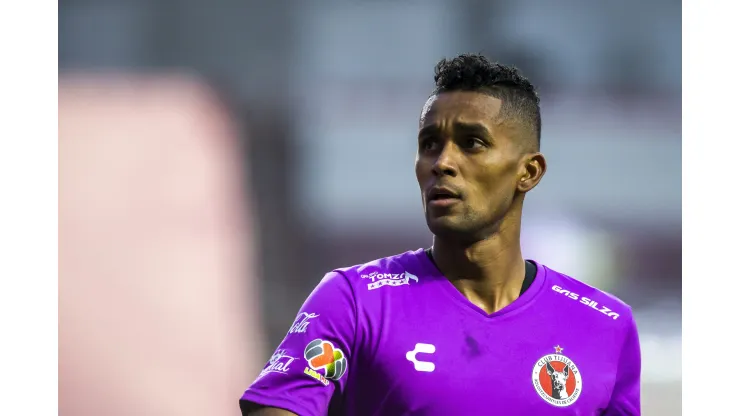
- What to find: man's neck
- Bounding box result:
[431,218,526,314]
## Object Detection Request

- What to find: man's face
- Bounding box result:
[415,90,543,241]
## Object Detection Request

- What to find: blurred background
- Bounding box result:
[59,0,681,414]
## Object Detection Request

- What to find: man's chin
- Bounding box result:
[426,216,475,239]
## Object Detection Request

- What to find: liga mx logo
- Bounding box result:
[303,339,347,386]
[531,345,583,407]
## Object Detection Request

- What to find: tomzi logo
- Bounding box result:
[361,271,419,291]
[551,285,620,320]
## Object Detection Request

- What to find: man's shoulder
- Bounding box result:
[542,264,634,322]
[327,249,426,292]
[333,249,424,274]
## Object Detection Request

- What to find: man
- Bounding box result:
[240,54,641,415]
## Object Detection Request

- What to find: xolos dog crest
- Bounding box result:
[532,345,583,407]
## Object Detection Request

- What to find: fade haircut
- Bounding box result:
[430,53,541,149]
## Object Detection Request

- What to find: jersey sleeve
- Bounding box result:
[240,271,357,416]
[603,312,641,415]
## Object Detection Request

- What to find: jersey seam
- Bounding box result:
[604,306,634,406]
[333,269,359,384]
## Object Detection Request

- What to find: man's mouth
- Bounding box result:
[427,187,462,207]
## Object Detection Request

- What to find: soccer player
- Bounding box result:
[240,54,641,415]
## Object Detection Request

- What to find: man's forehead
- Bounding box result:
[419,91,503,127]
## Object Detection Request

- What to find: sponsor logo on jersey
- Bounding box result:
[289,312,319,334]
[551,285,620,320]
[258,349,297,379]
[532,345,583,407]
[361,271,419,290]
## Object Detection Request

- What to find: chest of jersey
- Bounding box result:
[342,284,619,415]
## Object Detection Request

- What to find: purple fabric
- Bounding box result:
[242,249,640,415]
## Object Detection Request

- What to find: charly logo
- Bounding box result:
[289,312,319,334]
[405,343,436,372]
[258,349,297,379]
[361,271,419,291]
[303,339,348,386]
[532,346,583,407]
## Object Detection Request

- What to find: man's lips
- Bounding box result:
[427,186,462,207]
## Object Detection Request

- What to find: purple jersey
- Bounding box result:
[241,249,641,415]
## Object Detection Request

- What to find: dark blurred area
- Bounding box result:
[59,1,680,414]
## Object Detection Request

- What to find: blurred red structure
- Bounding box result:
[59,75,264,416]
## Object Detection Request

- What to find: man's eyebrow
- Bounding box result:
[418,125,440,137]
[453,121,492,136]
[418,121,493,138]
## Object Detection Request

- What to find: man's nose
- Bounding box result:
[431,143,458,177]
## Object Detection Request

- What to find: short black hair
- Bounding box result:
[432,53,541,148]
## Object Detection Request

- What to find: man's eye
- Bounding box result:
[420,139,437,151]
[462,137,484,149]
